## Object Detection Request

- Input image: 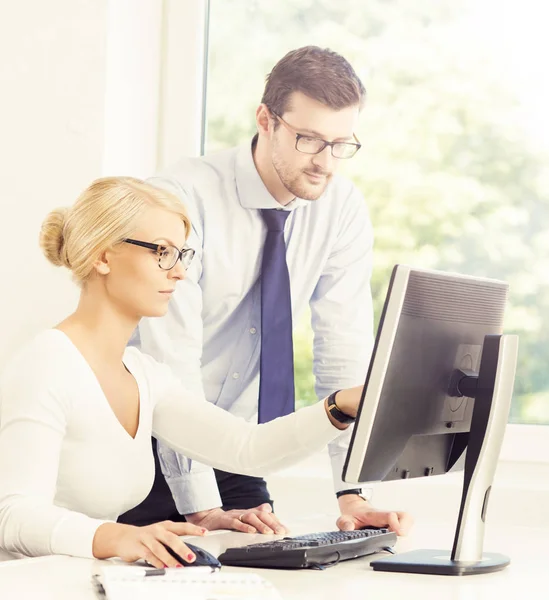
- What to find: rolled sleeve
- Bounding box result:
[156,442,222,514]
[328,435,373,500]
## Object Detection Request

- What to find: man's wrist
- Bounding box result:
[184,507,222,524]
[336,488,363,499]
[336,489,371,509]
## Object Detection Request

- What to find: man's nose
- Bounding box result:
[312,145,334,171]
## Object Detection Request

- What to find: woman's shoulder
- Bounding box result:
[1,329,82,387]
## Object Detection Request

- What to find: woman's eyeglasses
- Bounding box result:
[123,239,195,271]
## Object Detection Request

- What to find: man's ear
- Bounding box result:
[256,103,273,137]
[92,251,111,276]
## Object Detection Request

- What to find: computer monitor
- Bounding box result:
[343,265,518,576]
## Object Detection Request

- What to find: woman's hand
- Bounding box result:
[92,520,207,568]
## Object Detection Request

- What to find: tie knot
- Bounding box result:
[261,209,290,231]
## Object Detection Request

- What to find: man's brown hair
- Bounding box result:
[261,46,366,118]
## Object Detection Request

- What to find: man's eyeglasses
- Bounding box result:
[123,239,195,271]
[273,112,361,159]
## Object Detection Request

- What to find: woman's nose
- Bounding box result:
[169,259,186,281]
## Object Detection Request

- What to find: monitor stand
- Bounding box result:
[371,334,519,576]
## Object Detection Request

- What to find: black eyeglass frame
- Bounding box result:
[123,238,195,271]
[272,111,362,159]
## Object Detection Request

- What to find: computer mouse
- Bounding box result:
[163,542,222,570]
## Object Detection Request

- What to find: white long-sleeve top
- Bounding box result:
[0,330,340,559]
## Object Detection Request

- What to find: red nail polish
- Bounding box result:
[175,564,183,568]
[163,564,168,568]
[187,553,195,561]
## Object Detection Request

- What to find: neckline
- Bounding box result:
[48,329,144,441]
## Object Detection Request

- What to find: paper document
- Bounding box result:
[93,565,282,600]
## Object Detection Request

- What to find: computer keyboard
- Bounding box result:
[217,528,397,569]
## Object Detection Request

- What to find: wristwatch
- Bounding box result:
[336,488,368,501]
[326,390,355,424]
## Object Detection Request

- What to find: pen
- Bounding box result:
[144,568,166,577]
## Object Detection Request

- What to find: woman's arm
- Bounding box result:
[0,368,216,565]
[152,370,359,476]
[0,374,109,558]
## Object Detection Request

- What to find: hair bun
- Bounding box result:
[39,207,70,268]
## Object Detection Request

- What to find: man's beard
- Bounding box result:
[273,159,331,201]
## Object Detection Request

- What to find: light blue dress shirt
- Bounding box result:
[136,139,375,514]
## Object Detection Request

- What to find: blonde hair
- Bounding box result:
[39,176,191,283]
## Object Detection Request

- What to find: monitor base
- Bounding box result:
[371,549,510,576]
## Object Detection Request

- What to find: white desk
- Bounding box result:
[1,515,548,600]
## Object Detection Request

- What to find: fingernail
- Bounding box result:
[163,564,168,568]
[187,553,195,561]
[175,564,183,568]
[201,528,208,533]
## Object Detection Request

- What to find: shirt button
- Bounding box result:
[232,372,240,379]
[249,327,257,335]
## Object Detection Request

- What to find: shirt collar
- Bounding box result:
[235,138,310,211]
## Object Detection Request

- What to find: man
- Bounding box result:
[119,46,412,536]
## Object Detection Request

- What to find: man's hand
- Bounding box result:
[185,504,288,535]
[336,494,413,536]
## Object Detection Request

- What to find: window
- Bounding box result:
[206,0,549,425]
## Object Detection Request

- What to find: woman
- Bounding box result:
[0,176,363,568]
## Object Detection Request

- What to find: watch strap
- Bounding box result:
[326,390,355,424]
[336,488,364,499]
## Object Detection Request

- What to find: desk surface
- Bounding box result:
[1,515,548,600]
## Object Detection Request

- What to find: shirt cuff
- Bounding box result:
[329,448,373,501]
[164,468,223,515]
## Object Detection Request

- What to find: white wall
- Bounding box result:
[0,0,207,367]
[0,4,211,563]
[0,0,108,366]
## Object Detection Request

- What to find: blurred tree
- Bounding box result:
[206,0,549,423]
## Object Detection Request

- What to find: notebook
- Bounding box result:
[93,565,282,600]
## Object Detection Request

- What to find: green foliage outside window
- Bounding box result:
[206,0,549,424]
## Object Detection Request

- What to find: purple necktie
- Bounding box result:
[258,209,295,423]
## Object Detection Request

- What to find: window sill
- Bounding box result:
[499,423,549,462]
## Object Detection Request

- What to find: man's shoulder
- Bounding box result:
[147,146,241,219]
[159,145,239,185]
